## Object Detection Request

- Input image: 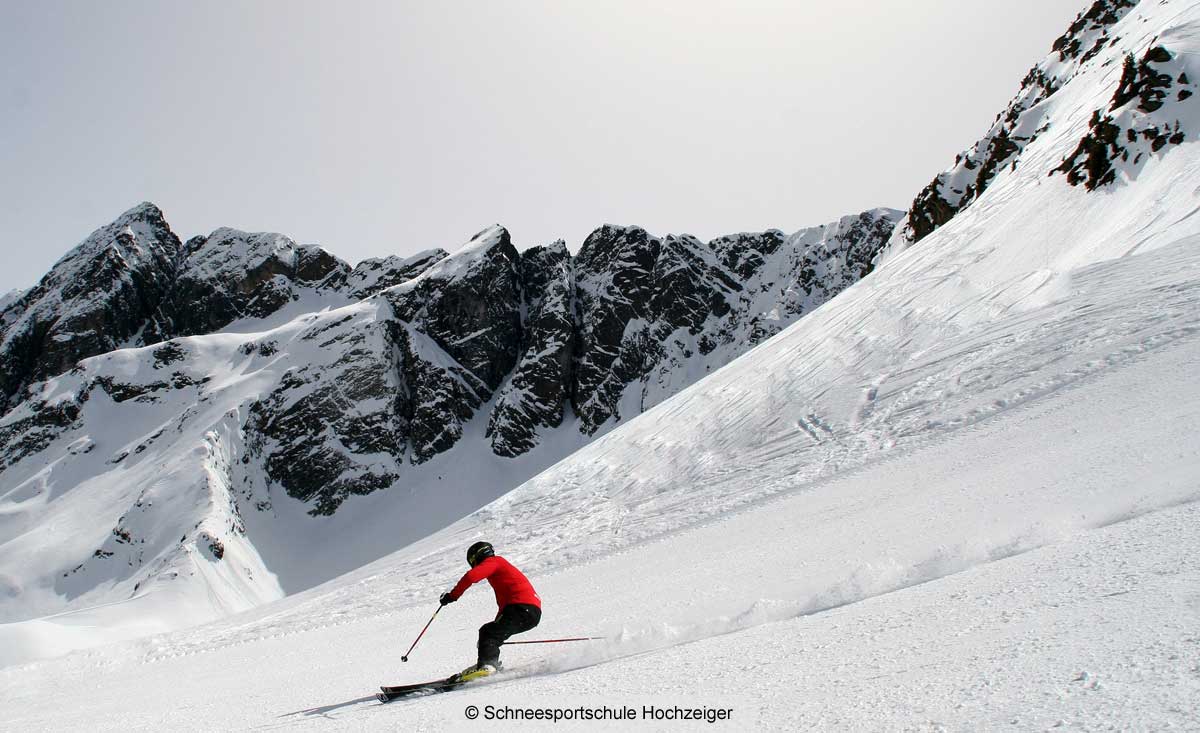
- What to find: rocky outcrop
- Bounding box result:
[0,389,85,471]
[382,226,522,394]
[225,210,902,510]
[487,242,576,456]
[344,250,449,299]
[248,309,407,515]
[571,225,664,431]
[713,210,901,345]
[888,0,1140,250]
[0,206,901,515]
[1055,45,1194,190]
[0,202,183,415]
[571,226,737,432]
[240,229,518,511]
[143,229,350,342]
[565,210,901,435]
[389,321,488,464]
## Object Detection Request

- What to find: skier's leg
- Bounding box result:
[477,618,506,667]
[509,604,540,635]
[477,605,541,667]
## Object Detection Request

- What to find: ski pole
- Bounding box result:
[401,605,443,662]
[501,636,605,645]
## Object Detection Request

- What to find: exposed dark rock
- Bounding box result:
[93,375,171,403]
[1057,110,1125,189]
[566,212,899,435]
[389,321,486,463]
[487,242,576,456]
[383,226,522,393]
[713,230,786,280]
[199,532,225,561]
[345,249,448,299]
[571,225,664,431]
[248,312,407,515]
[1111,47,1177,113]
[0,203,183,415]
[1,206,900,515]
[0,392,84,470]
[152,342,187,369]
[1056,46,1194,190]
[712,211,899,346]
[1051,0,1136,62]
[144,229,350,342]
[896,0,1138,248]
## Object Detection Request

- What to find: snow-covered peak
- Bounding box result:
[180,228,347,287]
[0,288,25,317]
[392,224,515,293]
[466,223,507,249]
[345,249,448,299]
[0,201,182,414]
[23,201,179,296]
[528,238,569,258]
[140,228,351,342]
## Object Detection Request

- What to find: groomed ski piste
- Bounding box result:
[4,2,1200,730]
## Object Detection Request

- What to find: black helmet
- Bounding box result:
[467,541,495,567]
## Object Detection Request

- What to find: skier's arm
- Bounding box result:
[446,560,497,601]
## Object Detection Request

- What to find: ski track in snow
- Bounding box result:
[2,317,1197,731]
[7,173,1200,727]
[213,231,1200,655]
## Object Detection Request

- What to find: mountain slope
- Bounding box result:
[0,205,901,650]
[1,1,1200,728]
[2,0,1200,695]
[2,145,1198,732]
[882,0,1195,259]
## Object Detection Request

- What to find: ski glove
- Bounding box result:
[439,592,456,606]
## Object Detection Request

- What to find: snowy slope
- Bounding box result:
[1,196,1197,731]
[0,210,899,657]
[0,289,23,314]
[1,1,1199,727]
[3,1,1200,727]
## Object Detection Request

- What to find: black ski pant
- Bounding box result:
[478,603,541,666]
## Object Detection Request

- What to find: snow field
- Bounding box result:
[4,3,1200,728]
[2,234,1198,729]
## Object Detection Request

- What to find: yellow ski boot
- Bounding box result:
[456,663,497,683]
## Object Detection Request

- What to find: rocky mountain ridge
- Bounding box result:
[0,201,900,622]
[0,207,902,489]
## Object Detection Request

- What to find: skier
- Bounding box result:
[439,541,541,681]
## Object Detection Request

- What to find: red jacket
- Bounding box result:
[449,555,541,609]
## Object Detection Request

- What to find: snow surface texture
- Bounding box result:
[1,205,1198,731]
[1,1,1200,727]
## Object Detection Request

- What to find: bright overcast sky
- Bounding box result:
[1,0,1084,293]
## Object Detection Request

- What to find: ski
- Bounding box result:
[377,666,508,702]
[377,674,465,702]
